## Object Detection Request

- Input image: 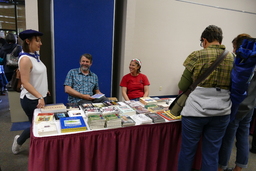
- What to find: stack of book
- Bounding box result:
[130,114,152,125]
[35,112,57,136]
[104,113,122,129]
[156,111,173,121]
[147,105,165,113]
[84,107,102,116]
[60,116,87,133]
[139,97,157,106]
[101,106,119,115]
[121,115,136,127]
[87,114,106,130]
[37,122,58,136]
[116,103,136,116]
[145,113,165,123]
[125,100,149,114]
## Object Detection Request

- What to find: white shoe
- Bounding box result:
[12,135,21,154]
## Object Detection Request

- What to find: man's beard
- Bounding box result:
[80,64,90,71]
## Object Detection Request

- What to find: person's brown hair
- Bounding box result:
[200,25,223,44]
[232,33,252,51]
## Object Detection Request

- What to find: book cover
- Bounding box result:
[40,103,67,113]
[164,110,182,120]
[54,112,69,120]
[87,114,106,130]
[36,113,54,122]
[156,111,173,121]
[66,103,80,110]
[139,97,157,105]
[91,94,105,99]
[60,116,87,133]
[146,113,165,123]
[147,106,164,112]
[37,122,58,136]
[121,115,136,127]
[68,110,86,118]
[130,114,152,125]
[116,105,136,116]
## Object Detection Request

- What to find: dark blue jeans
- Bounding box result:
[17,95,46,145]
[178,115,229,171]
[218,109,254,169]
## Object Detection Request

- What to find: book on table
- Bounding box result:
[163,110,182,120]
[139,97,157,106]
[130,114,152,125]
[104,113,122,128]
[121,115,136,127]
[40,103,67,113]
[60,116,87,133]
[54,112,69,120]
[36,113,54,122]
[116,103,136,116]
[66,103,80,110]
[147,105,165,113]
[68,110,86,118]
[156,111,173,121]
[125,100,149,114]
[145,113,166,123]
[37,122,58,136]
[87,114,106,130]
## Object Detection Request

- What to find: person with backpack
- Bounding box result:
[218,34,256,171]
[0,33,22,82]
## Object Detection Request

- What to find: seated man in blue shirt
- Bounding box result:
[64,53,109,104]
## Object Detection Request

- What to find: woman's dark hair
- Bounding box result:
[22,36,40,53]
[6,33,16,44]
[200,25,223,44]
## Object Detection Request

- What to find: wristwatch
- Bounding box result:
[38,96,44,100]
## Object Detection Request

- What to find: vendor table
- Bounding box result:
[29,120,201,171]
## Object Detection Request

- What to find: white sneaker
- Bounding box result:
[12,135,21,154]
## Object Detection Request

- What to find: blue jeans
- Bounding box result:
[17,95,46,145]
[178,115,229,171]
[218,109,254,169]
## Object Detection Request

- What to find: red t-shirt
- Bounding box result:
[120,73,150,100]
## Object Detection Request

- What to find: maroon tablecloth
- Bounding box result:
[29,121,201,171]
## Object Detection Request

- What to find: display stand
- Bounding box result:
[8,91,28,122]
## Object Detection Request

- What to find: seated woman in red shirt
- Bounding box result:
[120,58,150,101]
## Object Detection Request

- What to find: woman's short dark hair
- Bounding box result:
[80,53,93,62]
[200,25,223,44]
[6,33,16,44]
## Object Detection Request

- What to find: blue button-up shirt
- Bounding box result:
[64,68,99,103]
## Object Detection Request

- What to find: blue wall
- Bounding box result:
[53,0,115,104]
